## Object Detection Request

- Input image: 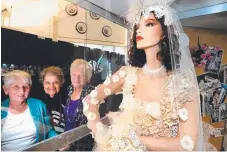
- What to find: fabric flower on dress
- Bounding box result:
[145,102,161,119]
[178,108,188,121]
[87,112,96,120]
[90,90,98,98]
[90,98,99,105]
[119,70,126,78]
[104,77,111,85]
[125,73,138,85]
[104,88,111,96]
[112,75,120,83]
[180,136,194,151]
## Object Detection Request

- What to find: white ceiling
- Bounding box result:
[83,0,227,30]
[181,11,227,30]
[2,0,227,30]
[172,0,227,12]
[86,0,227,14]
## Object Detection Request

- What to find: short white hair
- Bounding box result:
[3,70,32,86]
[70,59,92,83]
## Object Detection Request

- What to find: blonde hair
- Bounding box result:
[70,59,92,83]
[3,70,32,86]
[40,66,65,87]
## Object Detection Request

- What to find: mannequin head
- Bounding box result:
[128,11,179,72]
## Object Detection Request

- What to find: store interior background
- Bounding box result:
[1,0,227,150]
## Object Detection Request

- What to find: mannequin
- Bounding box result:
[82,0,205,151]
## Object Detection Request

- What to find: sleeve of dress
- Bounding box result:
[82,66,127,145]
[176,70,203,151]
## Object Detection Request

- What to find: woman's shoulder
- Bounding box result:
[80,84,96,100]
[1,98,10,107]
[83,83,95,92]
[27,97,46,107]
[1,99,9,119]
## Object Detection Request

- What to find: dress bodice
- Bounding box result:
[118,66,197,138]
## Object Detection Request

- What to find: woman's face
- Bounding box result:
[43,73,61,98]
[3,77,30,105]
[136,13,163,50]
[70,66,87,89]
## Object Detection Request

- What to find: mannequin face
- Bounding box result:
[136,13,163,50]
[43,73,60,98]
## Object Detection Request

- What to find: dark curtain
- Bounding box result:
[1,28,124,113]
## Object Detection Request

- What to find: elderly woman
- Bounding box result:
[64,59,94,151]
[1,70,57,151]
[39,66,66,134]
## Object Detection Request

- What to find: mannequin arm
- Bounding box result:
[83,66,127,134]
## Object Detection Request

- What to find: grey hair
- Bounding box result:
[3,70,32,86]
[70,59,92,83]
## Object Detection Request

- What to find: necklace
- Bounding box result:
[66,99,79,123]
[143,64,166,77]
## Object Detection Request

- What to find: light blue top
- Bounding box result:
[1,97,57,143]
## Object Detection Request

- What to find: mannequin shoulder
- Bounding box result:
[119,65,139,74]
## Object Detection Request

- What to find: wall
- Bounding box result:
[184,27,227,150]
[185,27,227,65]
[1,0,127,47]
